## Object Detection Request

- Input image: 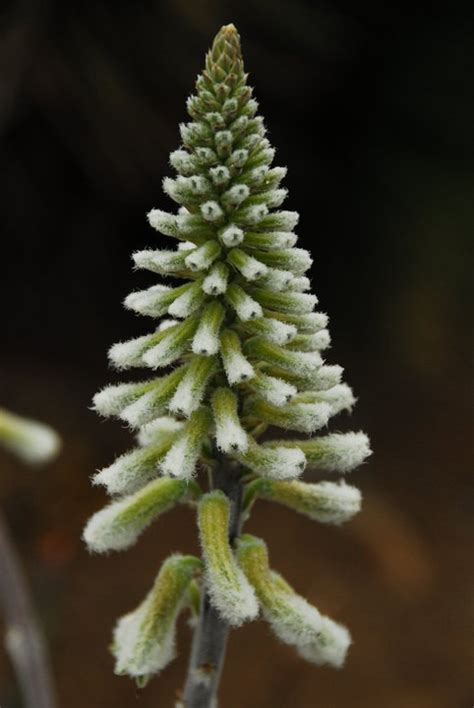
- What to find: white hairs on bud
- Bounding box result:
[298,615,351,668]
[147,209,176,236]
[201,201,224,222]
[219,225,244,247]
[136,418,184,447]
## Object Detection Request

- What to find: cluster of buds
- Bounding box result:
[83,24,371,688]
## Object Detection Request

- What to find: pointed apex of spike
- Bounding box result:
[212,23,242,60]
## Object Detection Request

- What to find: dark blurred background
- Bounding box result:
[0,1,472,706]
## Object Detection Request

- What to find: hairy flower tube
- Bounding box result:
[83,23,372,699]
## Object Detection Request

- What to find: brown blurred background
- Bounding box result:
[0,1,472,706]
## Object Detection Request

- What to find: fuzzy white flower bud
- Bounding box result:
[202,262,229,295]
[83,477,190,552]
[113,555,201,682]
[160,408,212,479]
[198,492,258,626]
[218,224,244,247]
[191,302,225,356]
[211,388,248,453]
[0,409,60,465]
[219,330,255,385]
[225,284,263,321]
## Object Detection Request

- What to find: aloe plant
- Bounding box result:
[83,23,371,707]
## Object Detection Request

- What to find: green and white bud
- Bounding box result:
[221,184,250,209]
[234,203,268,226]
[146,209,177,237]
[192,301,225,356]
[113,555,202,682]
[234,437,306,480]
[167,281,206,319]
[202,263,229,296]
[209,165,231,186]
[184,240,221,272]
[243,231,297,250]
[219,329,255,385]
[83,477,191,552]
[108,331,165,370]
[241,316,297,345]
[225,283,263,321]
[287,329,331,352]
[93,434,180,495]
[119,367,188,428]
[248,286,317,315]
[124,283,187,318]
[136,418,184,447]
[142,318,198,369]
[160,407,212,479]
[200,200,224,222]
[168,356,217,417]
[266,432,372,473]
[218,224,244,247]
[244,337,322,377]
[252,248,312,275]
[250,373,297,406]
[198,492,258,626]
[226,147,248,168]
[245,396,332,434]
[0,408,60,465]
[288,276,311,292]
[300,384,356,416]
[255,211,297,233]
[258,268,294,292]
[211,388,248,453]
[262,310,327,334]
[244,478,361,525]
[169,149,197,175]
[236,535,350,668]
[227,248,268,281]
[132,248,190,275]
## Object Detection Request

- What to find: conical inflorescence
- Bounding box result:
[83,24,371,687]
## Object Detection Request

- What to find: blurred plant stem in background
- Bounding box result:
[0,408,60,708]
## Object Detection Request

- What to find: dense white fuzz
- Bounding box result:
[311,364,343,390]
[109,334,158,369]
[248,286,317,314]
[160,408,211,479]
[167,283,204,318]
[218,224,244,247]
[251,374,297,406]
[236,204,268,226]
[83,477,188,552]
[200,200,224,222]
[227,249,268,281]
[169,149,197,174]
[288,329,331,352]
[243,231,297,250]
[184,240,221,271]
[259,268,294,292]
[93,382,146,418]
[246,397,332,434]
[202,263,229,295]
[314,383,356,415]
[0,409,60,465]
[198,493,258,626]
[113,555,201,681]
[191,302,225,355]
[142,320,196,369]
[93,439,177,495]
[289,276,311,292]
[146,209,177,236]
[136,418,184,447]
[253,478,361,525]
[298,616,352,668]
[211,388,248,453]
[225,284,263,321]
[236,438,306,480]
[132,249,189,274]
[266,432,371,473]
[220,330,255,385]
[177,241,196,251]
[168,357,217,417]
[209,165,231,186]
[244,338,323,377]
[237,536,351,669]
[124,284,173,317]
[243,317,297,345]
[221,184,250,210]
